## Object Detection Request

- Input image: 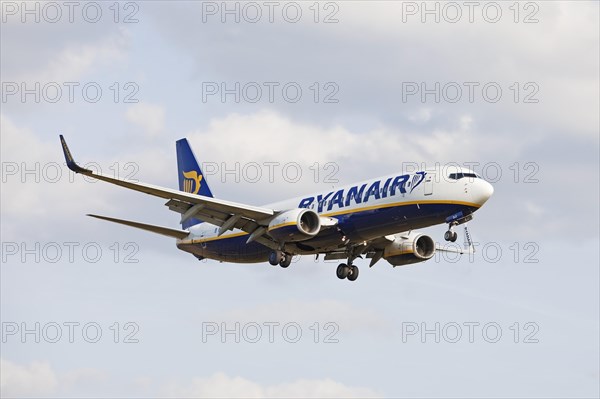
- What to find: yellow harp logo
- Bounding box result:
[182,170,203,194]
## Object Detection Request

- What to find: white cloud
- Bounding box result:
[0,115,106,235]
[161,373,263,398]
[46,34,127,81]
[408,108,432,124]
[152,2,598,139]
[160,373,380,398]
[0,114,173,242]
[0,359,58,397]
[186,110,356,165]
[8,31,129,83]
[126,103,166,137]
[0,360,378,398]
[265,378,379,398]
[185,109,526,170]
[0,359,105,397]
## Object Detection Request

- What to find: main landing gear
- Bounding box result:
[336,263,359,282]
[268,250,292,268]
[336,245,363,282]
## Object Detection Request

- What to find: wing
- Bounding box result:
[324,232,473,268]
[60,135,276,242]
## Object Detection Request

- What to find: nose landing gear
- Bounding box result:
[442,221,476,254]
[444,213,473,243]
[444,223,458,242]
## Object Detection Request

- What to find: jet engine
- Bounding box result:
[267,209,321,242]
[384,232,436,266]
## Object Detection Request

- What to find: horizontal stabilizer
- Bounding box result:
[87,214,190,239]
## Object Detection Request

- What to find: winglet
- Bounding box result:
[59,135,90,174]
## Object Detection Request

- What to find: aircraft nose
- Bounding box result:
[472,179,494,206]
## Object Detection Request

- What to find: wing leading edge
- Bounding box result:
[59,135,275,238]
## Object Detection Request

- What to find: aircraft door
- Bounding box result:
[424,173,433,195]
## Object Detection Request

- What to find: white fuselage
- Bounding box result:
[176,167,494,263]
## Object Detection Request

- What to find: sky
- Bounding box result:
[1,1,599,397]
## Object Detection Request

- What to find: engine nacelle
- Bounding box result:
[384,232,436,266]
[268,209,321,242]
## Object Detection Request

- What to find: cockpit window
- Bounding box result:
[448,173,478,180]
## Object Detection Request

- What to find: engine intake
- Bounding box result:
[268,209,321,242]
[383,232,436,266]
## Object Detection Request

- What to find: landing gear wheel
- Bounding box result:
[268,250,283,266]
[279,254,292,268]
[450,231,458,242]
[336,263,349,279]
[347,265,359,281]
[444,231,452,242]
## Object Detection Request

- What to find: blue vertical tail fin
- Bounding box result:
[176,138,213,229]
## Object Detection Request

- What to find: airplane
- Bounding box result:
[59,135,494,281]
